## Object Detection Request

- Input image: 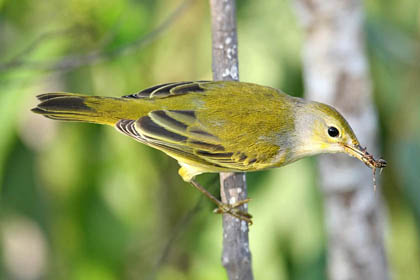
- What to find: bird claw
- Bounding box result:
[213,198,253,225]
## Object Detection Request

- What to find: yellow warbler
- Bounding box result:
[32,81,386,222]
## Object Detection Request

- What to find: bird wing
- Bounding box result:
[115,109,257,171]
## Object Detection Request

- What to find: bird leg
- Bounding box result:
[190,179,253,224]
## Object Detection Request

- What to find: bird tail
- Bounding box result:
[31,93,130,126]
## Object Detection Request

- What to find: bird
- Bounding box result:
[32,81,386,223]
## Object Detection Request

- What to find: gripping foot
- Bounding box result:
[189,179,253,225]
[213,199,253,224]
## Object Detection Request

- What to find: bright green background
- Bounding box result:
[0,0,419,279]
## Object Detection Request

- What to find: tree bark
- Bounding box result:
[209,1,254,280]
[293,0,389,279]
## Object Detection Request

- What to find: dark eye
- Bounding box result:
[328,126,339,137]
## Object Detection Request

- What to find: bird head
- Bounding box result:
[293,100,386,169]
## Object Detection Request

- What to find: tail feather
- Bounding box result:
[36,92,83,101]
[32,93,123,125]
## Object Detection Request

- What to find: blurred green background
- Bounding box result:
[0,0,419,279]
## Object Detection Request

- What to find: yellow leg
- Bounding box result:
[178,165,253,224]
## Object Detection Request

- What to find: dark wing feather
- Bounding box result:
[128,110,257,170]
[116,110,257,170]
[122,81,211,99]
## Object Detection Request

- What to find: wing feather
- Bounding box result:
[115,110,265,171]
[132,110,260,170]
[122,81,211,99]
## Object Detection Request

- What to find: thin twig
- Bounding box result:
[147,176,219,280]
[0,0,195,73]
[0,27,81,71]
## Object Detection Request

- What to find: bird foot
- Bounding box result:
[213,198,253,225]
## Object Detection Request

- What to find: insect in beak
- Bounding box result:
[343,143,387,191]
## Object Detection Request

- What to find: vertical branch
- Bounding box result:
[209,1,254,280]
[293,0,389,279]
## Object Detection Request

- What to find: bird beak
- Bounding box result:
[342,143,387,169]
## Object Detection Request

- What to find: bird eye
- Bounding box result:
[328,126,339,138]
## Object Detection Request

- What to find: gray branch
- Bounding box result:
[293,0,389,279]
[209,1,253,279]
